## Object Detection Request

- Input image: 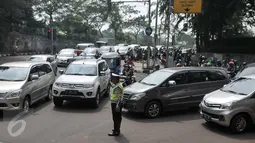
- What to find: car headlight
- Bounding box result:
[83,84,94,88]
[55,82,62,87]
[130,93,146,101]
[219,102,235,109]
[6,90,22,99]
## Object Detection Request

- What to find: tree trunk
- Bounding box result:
[98,28,103,38]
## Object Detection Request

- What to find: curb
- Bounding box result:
[0,52,45,57]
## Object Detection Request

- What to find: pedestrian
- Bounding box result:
[108,73,124,136]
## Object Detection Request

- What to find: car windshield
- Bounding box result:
[221,77,255,95]
[84,48,97,54]
[139,71,173,86]
[0,66,29,81]
[100,46,110,51]
[235,67,255,77]
[103,58,116,69]
[27,57,46,61]
[59,51,73,57]
[65,64,97,76]
[119,47,128,51]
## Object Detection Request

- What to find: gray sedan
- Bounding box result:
[27,55,57,75]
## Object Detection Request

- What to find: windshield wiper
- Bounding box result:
[222,89,246,95]
[140,81,156,86]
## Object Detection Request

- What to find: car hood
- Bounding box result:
[0,81,25,93]
[56,75,97,84]
[204,89,246,104]
[124,82,155,94]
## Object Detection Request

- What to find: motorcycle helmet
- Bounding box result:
[243,62,247,66]
[229,61,235,65]
[176,63,182,67]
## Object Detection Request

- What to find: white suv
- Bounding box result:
[52,59,111,108]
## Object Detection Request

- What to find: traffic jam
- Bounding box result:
[0,42,255,135]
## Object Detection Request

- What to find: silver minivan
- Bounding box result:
[0,61,55,112]
[200,75,255,133]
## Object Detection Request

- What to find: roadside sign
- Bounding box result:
[173,0,202,13]
[145,27,153,36]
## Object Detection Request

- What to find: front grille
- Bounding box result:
[60,90,84,96]
[61,83,84,89]
[202,110,220,119]
[123,93,132,102]
[0,93,6,98]
[0,103,8,107]
[204,101,221,108]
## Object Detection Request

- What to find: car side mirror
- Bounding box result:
[31,75,39,81]
[168,80,176,86]
[100,71,106,76]
[59,70,64,75]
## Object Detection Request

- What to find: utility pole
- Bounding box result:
[146,0,151,69]
[153,0,159,69]
[166,0,172,68]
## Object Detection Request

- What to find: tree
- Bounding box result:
[108,3,139,42]
[33,0,70,25]
[129,16,146,43]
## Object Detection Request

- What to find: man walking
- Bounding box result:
[108,73,124,136]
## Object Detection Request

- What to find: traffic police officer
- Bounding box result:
[108,73,124,136]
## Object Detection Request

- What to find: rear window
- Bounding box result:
[236,67,255,77]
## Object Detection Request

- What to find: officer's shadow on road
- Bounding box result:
[202,122,255,140]
[114,134,130,143]
[122,107,201,123]
[52,97,110,113]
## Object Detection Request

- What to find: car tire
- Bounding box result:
[144,101,162,118]
[92,89,100,109]
[23,96,30,113]
[230,114,250,134]
[45,86,53,101]
[104,84,110,97]
[53,97,63,107]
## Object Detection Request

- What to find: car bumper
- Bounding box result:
[0,97,22,111]
[199,102,233,127]
[123,100,145,113]
[52,85,97,101]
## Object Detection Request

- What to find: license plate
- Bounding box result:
[203,114,212,121]
[65,90,78,94]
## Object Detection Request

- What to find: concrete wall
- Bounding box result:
[0,32,84,54]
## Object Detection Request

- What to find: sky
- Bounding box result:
[102,0,158,30]
[102,0,255,36]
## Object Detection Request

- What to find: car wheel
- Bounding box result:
[23,96,30,113]
[144,101,162,118]
[230,114,250,134]
[104,84,110,97]
[45,86,53,101]
[92,89,100,108]
[53,97,63,107]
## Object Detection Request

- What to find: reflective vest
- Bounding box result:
[110,82,124,101]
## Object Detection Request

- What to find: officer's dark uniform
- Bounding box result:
[108,73,124,136]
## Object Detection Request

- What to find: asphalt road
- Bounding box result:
[0,55,254,143]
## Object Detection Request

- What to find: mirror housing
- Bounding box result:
[100,71,106,76]
[31,75,39,81]
[59,70,64,75]
[168,80,176,86]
